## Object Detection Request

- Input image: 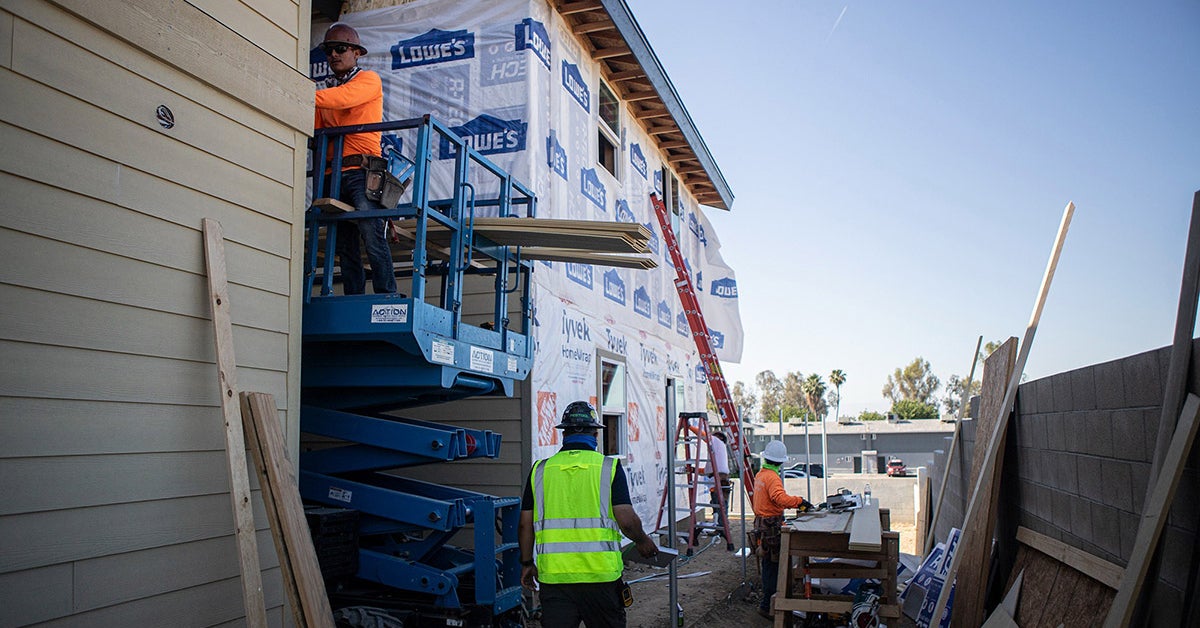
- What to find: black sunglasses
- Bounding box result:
[324,43,354,55]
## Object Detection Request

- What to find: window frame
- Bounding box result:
[596,79,621,180]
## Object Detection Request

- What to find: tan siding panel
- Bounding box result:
[35,568,285,628]
[0,229,288,333]
[0,341,287,407]
[395,463,524,493]
[12,17,294,186]
[188,0,297,68]
[0,175,289,297]
[0,125,292,259]
[1,0,295,144]
[0,285,287,371]
[0,492,271,572]
[0,68,292,223]
[0,399,224,457]
[0,564,72,626]
[43,0,312,132]
[0,9,11,68]
[73,529,280,612]
[0,452,240,515]
[240,0,302,39]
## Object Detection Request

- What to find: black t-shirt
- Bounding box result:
[521,443,632,510]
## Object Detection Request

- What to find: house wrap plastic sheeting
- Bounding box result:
[323,0,744,526]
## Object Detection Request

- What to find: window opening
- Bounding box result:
[597,80,620,179]
[599,355,627,456]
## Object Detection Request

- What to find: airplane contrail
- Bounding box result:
[826,5,848,42]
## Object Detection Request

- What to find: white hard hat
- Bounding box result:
[763,440,788,463]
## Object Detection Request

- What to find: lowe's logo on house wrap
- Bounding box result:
[657,301,672,328]
[676,310,689,337]
[392,29,475,69]
[654,170,663,195]
[643,223,659,255]
[710,277,738,299]
[688,213,708,246]
[440,115,527,158]
[633,286,651,318]
[562,60,590,112]
[630,143,648,179]
[615,199,635,224]
[566,262,593,289]
[581,168,606,211]
[516,18,551,70]
[309,47,330,82]
[708,328,725,349]
[603,270,626,306]
[695,364,708,384]
[547,131,568,181]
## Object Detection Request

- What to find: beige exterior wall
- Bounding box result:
[0,0,312,624]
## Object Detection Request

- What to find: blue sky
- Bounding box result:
[625,0,1200,416]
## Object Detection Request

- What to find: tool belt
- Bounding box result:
[751,515,785,562]
[341,154,407,208]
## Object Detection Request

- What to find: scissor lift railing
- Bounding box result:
[300,115,535,620]
[303,114,535,408]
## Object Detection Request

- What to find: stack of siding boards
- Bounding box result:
[391,216,657,269]
[310,201,658,270]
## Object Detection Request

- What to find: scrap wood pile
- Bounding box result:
[907,194,1200,628]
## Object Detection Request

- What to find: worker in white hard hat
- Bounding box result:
[751,439,813,619]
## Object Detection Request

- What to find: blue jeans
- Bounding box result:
[761,557,779,613]
[333,169,396,295]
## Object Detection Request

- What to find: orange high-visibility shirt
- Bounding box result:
[314,69,383,162]
[751,468,803,518]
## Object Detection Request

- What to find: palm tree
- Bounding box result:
[801,374,826,421]
[829,369,846,423]
[802,374,829,496]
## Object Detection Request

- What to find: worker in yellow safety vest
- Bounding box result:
[519,401,659,627]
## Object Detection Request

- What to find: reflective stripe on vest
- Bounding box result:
[531,450,623,583]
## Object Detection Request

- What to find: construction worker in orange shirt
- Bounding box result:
[752,439,814,619]
[314,23,395,295]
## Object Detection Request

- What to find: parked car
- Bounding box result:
[784,462,824,478]
[781,468,808,479]
[886,458,907,477]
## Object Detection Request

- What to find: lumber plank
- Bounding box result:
[953,336,1016,624]
[393,217,652,254]
[242,392,334,628]
[312,198,354,213]
[1016,526,1123,589]
[516,248,657,269]
[933,201,1076,627]
[848,501,882,552]
[201,218,268,628]
[1104,393,1200,627]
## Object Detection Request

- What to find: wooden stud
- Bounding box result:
[592,45,631,60]
[557,0,603,16]
[201,218,269,628]
[607,68,646,82]
[1104,394,1200,627]
[625,90,661,102]
[931,201,1076,626]
[658,140,689,150]
[572,20,616,35]
[1016,526,1123,589]
[241,392,335,628]
[311,198,353,214]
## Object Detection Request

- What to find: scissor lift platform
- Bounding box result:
[300,116,534,622]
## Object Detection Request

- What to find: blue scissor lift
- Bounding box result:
[301,115,535,624]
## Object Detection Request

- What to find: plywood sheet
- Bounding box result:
[956,336,1017,625]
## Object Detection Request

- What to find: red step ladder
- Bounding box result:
[649,193,754,500]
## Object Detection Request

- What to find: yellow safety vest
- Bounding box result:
[531,449,624,583]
